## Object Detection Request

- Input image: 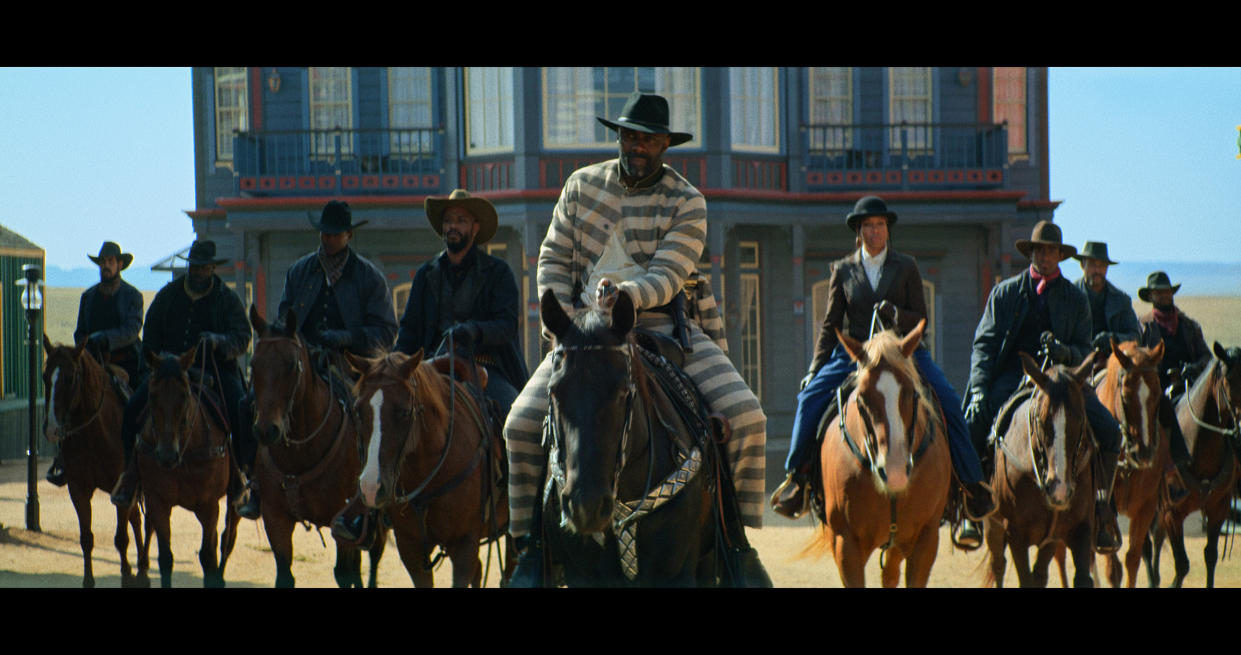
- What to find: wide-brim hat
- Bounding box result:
[181,240,228,266]
[425,189,498,245]
[88,241,133,270]
[596,93,693,147]
[1072,240,1118,265]
[308,199,368,234]
[1138,271,1181,302]
[1015,221,1077,261]
[845,195,898,232]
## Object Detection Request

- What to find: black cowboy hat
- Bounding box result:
[88,241,133,270]
[845,195,898,232]
[596,93,693,147]
[307,200,368,234]
[180,240,228,267]
[1072,241,1118,265]
[1014,221,1077,261]
[425,189,498,245]
[1138,271,1181,302]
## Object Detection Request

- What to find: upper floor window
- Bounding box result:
[542,67,701,149]
[388,67,434,156]
[808,67,852,150]
[309,67,353,157]
[466,67,514,155]
[730,67,779,153]
[993,67,1028,160]
[213,67,248,167]
[888,67,933,153]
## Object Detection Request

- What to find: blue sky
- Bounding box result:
[1,67,1238,280]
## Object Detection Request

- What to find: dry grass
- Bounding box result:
[1135,296,1241,350]
[41,287,156,348]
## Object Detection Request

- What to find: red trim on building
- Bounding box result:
[978,67,992,124]
[255,264,267,314]
[249,67,263,131]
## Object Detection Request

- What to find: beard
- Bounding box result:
[187,273,212,293]
[620,153,653,180]
[99,268,117,283]
[1154,300,1175,312]
[444,231,471,254]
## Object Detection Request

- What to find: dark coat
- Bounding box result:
[809,248,927,375]
[967,270,1092,394]
[277,248,398,356]
[1137,308,1210,372]
[74,278,144,362]
[394,246,529,389]
[142,274,251,378]
[1073,276,1140,342]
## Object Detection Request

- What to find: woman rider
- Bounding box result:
[770,196,994,546]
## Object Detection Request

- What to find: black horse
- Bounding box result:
[538,288,736,587]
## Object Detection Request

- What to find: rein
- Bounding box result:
[49,355,108,440]
[1185,362,1241,439]
[1110,363,1160,468]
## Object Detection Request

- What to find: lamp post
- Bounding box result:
[17,263,42,532]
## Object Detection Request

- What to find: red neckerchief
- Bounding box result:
[1152,305,1179,335]
[1028,264,1061,295]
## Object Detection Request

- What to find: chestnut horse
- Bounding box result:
[1094,339,1165,587]
[984,351,1098,587]
[1147,343,1241,588]
[42,335,149,588]
[805,319,951,587]
[248,306,387,588]
[137,347,240,587]
[348,349,511,587]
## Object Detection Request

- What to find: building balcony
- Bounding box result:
[801,122,1009,191]
[232,127,446,196]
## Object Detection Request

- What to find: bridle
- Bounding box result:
[253,336,334,446]
[46,351,107,441]
[1184,360,1241,440]
[1112,362,1161,465]
[836,367,935,480]
[1017,387,1091,497]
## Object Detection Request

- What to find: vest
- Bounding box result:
[302,282,347,341]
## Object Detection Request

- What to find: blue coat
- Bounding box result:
[74,278,144,359]
[277,248,398,356]
[1073,276,1140,343]
[967,270,1092,395]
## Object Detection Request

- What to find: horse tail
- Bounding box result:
[799,523,835,561]
[980,545,998,588]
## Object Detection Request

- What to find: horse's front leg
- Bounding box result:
[1166,509,1191,588]
[1202,493,1230,588]
[904,522,940,588]
[195,502,222,588]
[1067,523,1096,588]
[67,483,95,588]
[333,543,363,588]
[832,532,868,588]
[444,535,483,588]
[125,504,150,587]
[264,512,297,588]
[367,526,389,588]
[392,518,435,587]
[1009,540,1036,587]
[147,500,175,588]
[1122,496,1157,588]
[984,516,1008,587]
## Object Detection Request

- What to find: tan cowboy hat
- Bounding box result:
[1014,221,1077,261]
[425,189,498,245]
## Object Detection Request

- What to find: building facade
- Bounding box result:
[187,67,1057,435]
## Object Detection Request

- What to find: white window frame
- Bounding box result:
[888,67,933,154]
[541,67,701,150]
[465,67,515,155]
[388,67,434,156]
[730,67,780,153]
[808,67,852,151]
[213,67,248,167]
[309,67,354,157]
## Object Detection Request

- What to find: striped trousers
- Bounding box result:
[504,313,767,538]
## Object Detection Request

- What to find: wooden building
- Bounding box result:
[187,67,1057,435]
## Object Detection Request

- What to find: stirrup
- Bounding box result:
[954,519,983,551]
[770,472,809,519]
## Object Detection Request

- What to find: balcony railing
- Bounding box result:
[802,122,1009,190]
[232,127,445,196]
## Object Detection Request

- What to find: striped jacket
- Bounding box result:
[537,159,727,350]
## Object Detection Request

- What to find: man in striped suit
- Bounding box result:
[504,93,767,586]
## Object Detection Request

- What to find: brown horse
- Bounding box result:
[984,351,1097,587]
[1148,343,1241,588]
[248,306,388,587]
[42,335,149,588]
[347,349,511,587]
[806,319,952,587]
[1094,339,1165,587]
[137,346,240,587]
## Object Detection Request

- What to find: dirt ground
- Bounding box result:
[2,453,1239,589]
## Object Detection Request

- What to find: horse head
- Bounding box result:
[249,305,306,446]
[540,287,638,535]
[836,319,928,494]
[351,349,449,510]
[1019,350,1096,510]
[1212,342,1241,420]
[41,335,89,445]
[144,348,199,468]
[1104,338,1163,469]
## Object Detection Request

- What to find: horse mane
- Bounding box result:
[557,305,654,407]
[859,330,937,421]
[410,359,452,434]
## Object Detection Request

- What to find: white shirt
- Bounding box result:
[861,245,888,291]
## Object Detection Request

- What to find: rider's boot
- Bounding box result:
[770,467,811,519]
[110,454,140,509]
[1094,449,1122,554]
[45,455,67,487]
[963,480,996,520]
[236,478,262,520]
[331,496,376,549]
[508,534,545,588]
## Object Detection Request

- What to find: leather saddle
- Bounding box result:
[429,355,489,390]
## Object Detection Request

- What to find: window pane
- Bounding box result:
[889,67,932,152]
[808,67,851,150]
[543,67,700,149]
[994,67,1027,156]
[309,67,353,156]
[214,67,248,164]
[466,67,513,154]
[730,67,778,152]
[388,67,433,155]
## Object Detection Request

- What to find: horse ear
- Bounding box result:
[283,309,298,339]
[899,319,926,358]
[344,351,376,377]
[611,290,636,338]
[540,288,571,340]
[1071,351,1096,385]
[178,347,197,371]
[43,333,54,355]
[249,304,267,336]
[837,328,867,365]
[1111,341,1133,370]
[398,352,421,381]
[1020,351,1051,389]
[145,349,160,371]
[1214,341,1228,362]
